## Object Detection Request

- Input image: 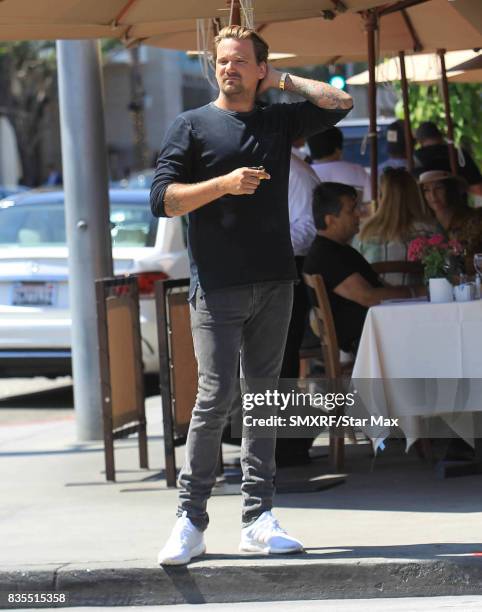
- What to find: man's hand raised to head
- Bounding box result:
[256,64,353,111]
[257,64,282,97]
[219,167,271,196]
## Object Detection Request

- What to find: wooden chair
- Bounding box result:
[303,273,354,472]
[371,260,424,284]
[299,346,322,380]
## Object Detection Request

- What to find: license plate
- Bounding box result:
[12,282,57,306]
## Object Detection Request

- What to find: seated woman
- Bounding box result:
[354,167,436,285]
[419,170,482,274]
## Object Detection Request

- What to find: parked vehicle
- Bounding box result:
[112,169,155,190]
[338,117,397,170]
[0,188,188,377]
[125,169,155,190]
[0,185,29,199]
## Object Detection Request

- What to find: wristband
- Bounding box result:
[279,72,288,91]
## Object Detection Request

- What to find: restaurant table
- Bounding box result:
[351,298,482,464]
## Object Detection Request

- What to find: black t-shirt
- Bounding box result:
[414,144,482,185]
[303,235,382,352]
[150,102,350,294]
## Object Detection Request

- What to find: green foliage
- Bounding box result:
[423,247,448,280]
[394,81,482,165]
[0,40,54,56]
[101,39,123,54]
[0,41,56,77]
[0,38,124,184]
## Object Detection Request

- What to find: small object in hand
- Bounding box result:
[249,166,269,179]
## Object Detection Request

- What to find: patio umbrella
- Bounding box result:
[143,0,482,197]
[346,49,482,175]
[346,50,482,85]
[0,0,390,41]
[346,48,482,172]
[447,53,482,83]
[144,1,482,59]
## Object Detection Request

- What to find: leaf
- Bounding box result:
[400,82,482,165]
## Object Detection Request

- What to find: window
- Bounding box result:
[0,199,158,248]
[110,203,157,247]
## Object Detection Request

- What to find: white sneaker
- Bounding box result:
[157,512,206,565]
[239,510,304,554]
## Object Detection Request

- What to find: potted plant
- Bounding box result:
[408,235,464,303]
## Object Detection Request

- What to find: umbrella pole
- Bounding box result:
[229,0,241,26]
[364,11,379,207]
[398,51,414,172]
[437,48,458,175]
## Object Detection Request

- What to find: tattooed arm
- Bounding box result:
[284,73,353,110]
[163,180,224,217]
[257,65,353,110]
[162,167,270,217]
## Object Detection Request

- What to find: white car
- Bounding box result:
[0,188,189,377]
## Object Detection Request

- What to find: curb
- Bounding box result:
[2,556,482,607]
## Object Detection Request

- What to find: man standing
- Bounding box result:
[151,25,352,565]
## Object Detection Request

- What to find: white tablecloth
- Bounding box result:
[351,299,482,449]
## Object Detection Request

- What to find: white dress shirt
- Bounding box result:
[311,159,371,203]
[288,151,319,257]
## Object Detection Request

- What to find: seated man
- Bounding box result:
[304,182,422,353]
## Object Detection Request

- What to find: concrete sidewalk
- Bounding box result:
[1,397,482,607]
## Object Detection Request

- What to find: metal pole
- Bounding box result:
[398,51,414,172]
[437,48,458,175]
[57,40,113,441]
[128,46,149,170]
[364,11,379,206]
[229,0,241,26]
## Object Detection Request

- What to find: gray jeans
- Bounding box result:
[177,281,293,530]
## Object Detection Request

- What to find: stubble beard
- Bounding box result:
[220,81,245,97]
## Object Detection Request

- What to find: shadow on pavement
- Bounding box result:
[0,373,159,409]
[187,542,482,563]
[0,384,74,409]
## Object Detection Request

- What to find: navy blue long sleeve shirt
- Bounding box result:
[150,101,351,295]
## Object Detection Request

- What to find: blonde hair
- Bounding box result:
[359,168,429,242]
[213,25,269,64]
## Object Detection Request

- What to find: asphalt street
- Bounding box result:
[5,596,482,611]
